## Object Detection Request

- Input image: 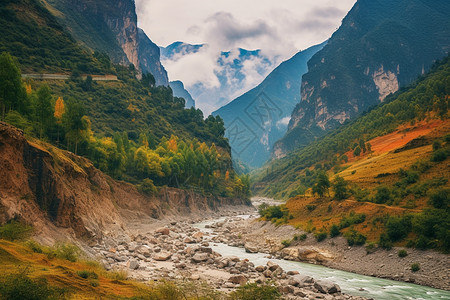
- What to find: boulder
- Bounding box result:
[155,227,170,235]
[244,243,259,253]
[153,252,172,261]
[192,252,209,263]
[263,269,272,278]
[228,275,248,285]
[314,280,341,294]
[255,265,266,272]
[267,261,281,272]
[278,285,294,294]
[288,275,314,287]
[128,260,139,270]
[192,232,204,239]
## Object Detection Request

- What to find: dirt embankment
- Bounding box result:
[0,122,249,245]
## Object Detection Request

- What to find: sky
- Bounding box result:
[135,0,356,115]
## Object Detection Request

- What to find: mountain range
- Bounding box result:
[213,42,326,168]
[274,0,450,157]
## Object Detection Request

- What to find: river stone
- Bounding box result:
[245,243,259,253]
[267,261,281,272]
[288,275,314,287]
[200,247,212,253]
[278,285,294,294]
[192,232,204,239]
[287,270,299,275]
[128,260,139,270]
[255,265,266,272]
[263,269,272,278]
[228,275,248,285]
[192,252,209,263]
[314,280,341,294]
[153,252,172,261]
[155,227,170,235]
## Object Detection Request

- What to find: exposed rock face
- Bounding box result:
[138,28,169,86]
[47,0,169,86]
[169,81,195,108]
[0,122,248,244]
[275,0,450,157]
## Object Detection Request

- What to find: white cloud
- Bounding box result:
[136,0,356,115]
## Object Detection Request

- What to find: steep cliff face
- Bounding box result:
[138,28,169,86]
[275,0,450,156]
[46,0,169,85]
[0,123,247,243]
[169,80,195,108]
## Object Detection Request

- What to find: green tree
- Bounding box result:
[312,171,330,197]
[34,85,54,138]
[63,98,86,154]
[333,175,348,200]
[0,52,27,120]
[353,146,361,156]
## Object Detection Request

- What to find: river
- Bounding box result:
[194,216,450,300]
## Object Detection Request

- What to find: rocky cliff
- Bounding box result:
[46,0,168,85]
[169,80,196,108]
[0,122,247,244]
[275,0,450,157]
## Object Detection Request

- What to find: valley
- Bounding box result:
[0,0,448,298]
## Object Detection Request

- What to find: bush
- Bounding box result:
[0,271,68,299]
[306,204,316,212]
[315,232,327,242]
[25,240,43,253]
[138,178,158,196]
[398,250,408,258]
[48,243,81,262]
[339,212,366,229]
[386,215,412,242]
[298,233,307,241]
[229,282,281,300]
[281,239,291,247]
[431,149,447,162]
[375,186,391,204]
[411,263,420,272]
[329,224,340,237]
[0,221,33,241]
[429,189,449,209]
[345,229,366,246]
[378,233,392,250]
[105,269,128,280]
[77,270,98,279]
[365,242,376,254]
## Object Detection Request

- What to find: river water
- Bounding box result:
[194,217,450,300]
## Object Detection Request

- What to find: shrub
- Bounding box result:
[51,243,81,262]
[378,233,392,250]
[315,232,327,242]
[345,230,367,246]
[105,269,128,280]
[281,239,291,247]
[398,250,408,258]
[411,263,420,272]
[386,215,412,242]
[431,149,447,162]
[329,224,340,237]
[0,271,68,299]
[25,240,43,253]
[138,178,158,196]
[339,212,366,229]
[230,282,281,300]
[429,189,449,209]
[306,204,316,212]
[375,186,391,204]
[0,221,33,241]
[365,242,376,254]
[299,233,307,241]
[77,270,98,279]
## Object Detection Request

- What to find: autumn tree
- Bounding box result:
[312,171,330,197]
[63,98,86,154]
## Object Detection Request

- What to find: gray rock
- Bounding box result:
[128,260,139,270]
[192,252,209,263]
[314,280,341,294]
[245,243,259,253]
[228,275,248,285]
[153,252,172,261]
[155,227,170,235]
[289,274,314,287]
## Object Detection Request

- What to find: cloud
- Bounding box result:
[135,0,357,114]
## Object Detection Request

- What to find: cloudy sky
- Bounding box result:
[136,0,356,115]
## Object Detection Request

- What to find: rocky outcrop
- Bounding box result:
[138,28,169,86]
[47,0,169,86]
[0,122,248,244]
[275,0,450,157]
[169,81,195,108]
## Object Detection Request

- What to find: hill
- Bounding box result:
[213,42,326,168]
[253,55,449,253]
[275,0,450,157]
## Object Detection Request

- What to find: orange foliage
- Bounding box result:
[225,170,230,180]
[54,97,65,123]
[25,84,32,95]
[168,136,178,152]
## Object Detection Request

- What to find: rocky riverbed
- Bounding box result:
[88,206,367,299]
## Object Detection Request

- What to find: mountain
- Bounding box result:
[160,43,275,115]
[44,0,168,85]
[160,41,205,59]
[213,42,326,168]
[274,0,450,157]
[170,80,195,108]
[252,55,450,199]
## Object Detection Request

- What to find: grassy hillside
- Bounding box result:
[254,56,449,252]
[0,0,112,74]
[253,55,449,199]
